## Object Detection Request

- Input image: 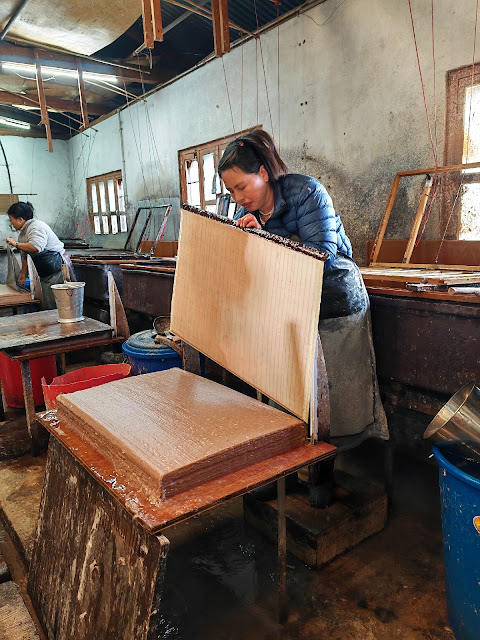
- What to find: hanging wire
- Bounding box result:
[240,39,244,131]
[222,57,236,132]
[253,0,274,135]
[434,0,480,262]
[277,1,281,150]
[407,0,438,168]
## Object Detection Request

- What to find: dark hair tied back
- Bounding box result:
[218,129,288,183]
[7,201,34,220]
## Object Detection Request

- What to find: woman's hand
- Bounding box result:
[236,214,261,229]
[5,237,17,248]
[18,273,26,286]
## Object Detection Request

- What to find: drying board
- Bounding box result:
[56,368,307,504]
[171,209,325,422]
[0,284,32,306]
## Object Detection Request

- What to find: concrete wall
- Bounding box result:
[23,0,480,260]
[0,135,73,241]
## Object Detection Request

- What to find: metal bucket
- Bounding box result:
[424,382,480,457]
[51,282,85,323]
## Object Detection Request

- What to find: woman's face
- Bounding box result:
[8,215,25,231]
[221,165,273,212]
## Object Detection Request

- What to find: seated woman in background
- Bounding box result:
[5,201,68,310]
[217,129,388,447]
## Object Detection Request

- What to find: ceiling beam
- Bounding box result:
[0,43,161,83]
[0,89,109,116]
[163,0,209,34]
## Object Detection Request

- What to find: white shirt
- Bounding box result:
[18,219,64,255]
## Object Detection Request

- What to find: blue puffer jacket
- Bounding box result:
[234,173,352,270]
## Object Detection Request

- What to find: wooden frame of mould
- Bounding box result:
[368,161,480,268]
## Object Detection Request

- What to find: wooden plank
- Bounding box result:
[373,261,480,272]
[0,582,40,639]
[108,271,130,338]
[369,174,400,264]
[403,176,432,263]
[397,160,480,177]
[367,239,480,267]
[56,368,308,502]
[364,285,480,304]
[76,60,89,129]
[171,209,325,422]
[34,56,53,153]
[37,410,336,533]
[28,438,170,640]
[0,284,32,306]
[150,0,163,41]
[142,0,154,49]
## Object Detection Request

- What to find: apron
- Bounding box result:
[319,254,388,447]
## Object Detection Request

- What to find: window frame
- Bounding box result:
[178,128,259,211]
[86,170,125,234]
[443,63,480,238]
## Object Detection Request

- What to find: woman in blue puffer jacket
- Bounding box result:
[218,129,388,446]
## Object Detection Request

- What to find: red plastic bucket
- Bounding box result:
[42,363,131,410]
[0,352,57,408]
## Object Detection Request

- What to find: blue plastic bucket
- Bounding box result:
[122,330,182,376]
[433,443,480,640]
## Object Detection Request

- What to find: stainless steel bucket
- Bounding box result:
[51,282,85,323]
[424,382,480,455]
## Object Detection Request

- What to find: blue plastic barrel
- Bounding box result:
[122,330,182,375]
[433,443,480,640]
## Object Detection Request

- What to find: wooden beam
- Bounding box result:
[142,0,155,49]
[76,59,89,129]
[0,43,159,83]
[165,0,252,36]
[0,88,108,116]
[403,177,433,264]
[34,55,53,152]
[211,0,230,56]
[151,0,164,42]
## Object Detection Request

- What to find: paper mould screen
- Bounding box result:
[170,209,324,422]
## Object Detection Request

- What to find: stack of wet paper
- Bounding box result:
[56,368,307,504]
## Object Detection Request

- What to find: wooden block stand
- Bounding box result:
[244,471,387,568]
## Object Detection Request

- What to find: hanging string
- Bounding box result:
[240,39,244,131]
[431,0,438,152]
[253,0,274,135]
[434,0,480,262]
[256,35,259,125]
[407,0,438,168]
[222,57,236,132]
[277,2,281,151]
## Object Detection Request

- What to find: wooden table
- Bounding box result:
[0,284,39,314]
[29,410,336,639]
[0,310,122,455]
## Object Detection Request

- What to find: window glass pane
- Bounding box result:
[108,179,116,212]
[93,216,101,234]
[463,84,480,171]
[205,204,217,214]
[460,182,480,238]
[91,184,98,213]
[203,152,216,201]
[99,181,107,212]
[102,215,109,234]
[117,179,125,212]
[111,215,118,234]
[186,158,200,206]
[120,214,127,232]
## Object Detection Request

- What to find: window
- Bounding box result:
[179,129,256,218]
[444,64,480,238]
[87,170,126,235]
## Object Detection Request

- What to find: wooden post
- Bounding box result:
[76,59,89,129]
[142,0,155,49]
[19,360,41,456]
[369,173,401,265]
[150,0,164,42]
[402,176,433,264]
[277,475,287,624]
[34,54,53,153]
[211,0,230,56]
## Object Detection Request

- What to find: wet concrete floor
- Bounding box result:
[156,440,455,640]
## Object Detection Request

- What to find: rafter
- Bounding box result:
[0,43,160,83]
[0,88,109,116]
